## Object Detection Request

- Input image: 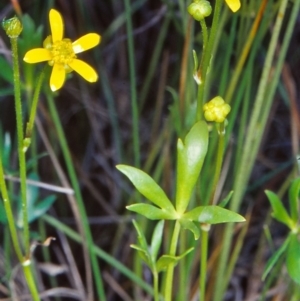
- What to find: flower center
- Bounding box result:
[44,36,76,66]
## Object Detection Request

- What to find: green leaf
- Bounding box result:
[218,191,234,208]
[19,14,43,58]
[127,203,176,220]
[132,220,148,251]
[131,220,153,268]
[117,165,175,212]
[265,190,294,229]
[286,234,300,283]
[130,244,150,265]
[176,121,208,213]
[156,256,177,273]
[179,218,200,240]
[0,200,7,224]
[29,195,56,223]
[0,56,13,83]
[184,205,245,224]
[156,247,194,273]
[262,235,290,280]
[288,178,300,223]
[150,220,164,262]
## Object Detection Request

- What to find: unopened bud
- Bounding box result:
[2,16,22,38]
[187,0,212,21]
[203,96,231,123]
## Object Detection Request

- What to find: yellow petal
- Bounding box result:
[23,48,51,63]
[68,59,98,82]
[50,64,66,91]
[49,9,64,42]
[225,0,241,12]
[72,33,101,54]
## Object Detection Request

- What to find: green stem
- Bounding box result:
[42,214,153,295]
[213,1,291,300]
[200,226,209,301]
[164,220,181,301]
[199,19,208,51]
[153,271,159,301]
[22,260,40,301]
[196,0,222,120]
[209,123,225,204]
[225,0,268,104]
[10,37,29,254]
[124,0,140,167]
[25,67,46,148]
[46,95,106,301]
[0,158,23,262]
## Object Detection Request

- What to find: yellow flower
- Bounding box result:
[225,0,241,12]
[24,9,101,91]
[203,96,231,123]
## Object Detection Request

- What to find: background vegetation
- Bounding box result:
[0,0,299,300]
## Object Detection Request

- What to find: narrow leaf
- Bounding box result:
[156,256,177,273]
[176,121,208,213]
[218,191,234,208]
[127,203,176,220]
[132,220,148,251]
[288,178,300,223]
[179,218,200,240]
[117,165,175,212]
[130,244,151,266]
[265,190,294,229]
[156,247,194,273]
[262,236,290,280]
[29,195,56,223]
[184,205,245,224]
[150,220,164,262]
[286,234,300,283]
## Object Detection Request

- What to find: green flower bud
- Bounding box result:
[203,96,231,123]
[2,16,23,38]
[187,0,212,21]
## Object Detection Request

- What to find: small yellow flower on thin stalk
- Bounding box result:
[225,0,241,13]
[203,96,231,123]
[24,9,101,91]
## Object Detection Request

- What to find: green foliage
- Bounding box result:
[184,205,245,224]
[131,220,194,273]
[265,190,294,229]
[0,56,13,84]
[116,165,177,217]
[126,203,176,220]
[286,233,300,284]
[16,173,56,227]
[264,178,300,283]
[156,248,194,273]
[176,121,208,214]
[119,120,244,244]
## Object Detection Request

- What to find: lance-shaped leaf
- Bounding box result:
[262,235,290,280]
[184,205,245,224]
[150,220,164,262]
[176,121,208,214]
[286,233,300,284]
[117,165,176,213]
[132,219,148,251]
[131,220,153,268]
[288,178,300,223]
[156,247,194,273]
[218,191,234,208]
[127,203,176,220]
[265,190,294,229]
[130,244,150,265]
[179,218,200,240]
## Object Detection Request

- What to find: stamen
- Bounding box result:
[45,37,77,66]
